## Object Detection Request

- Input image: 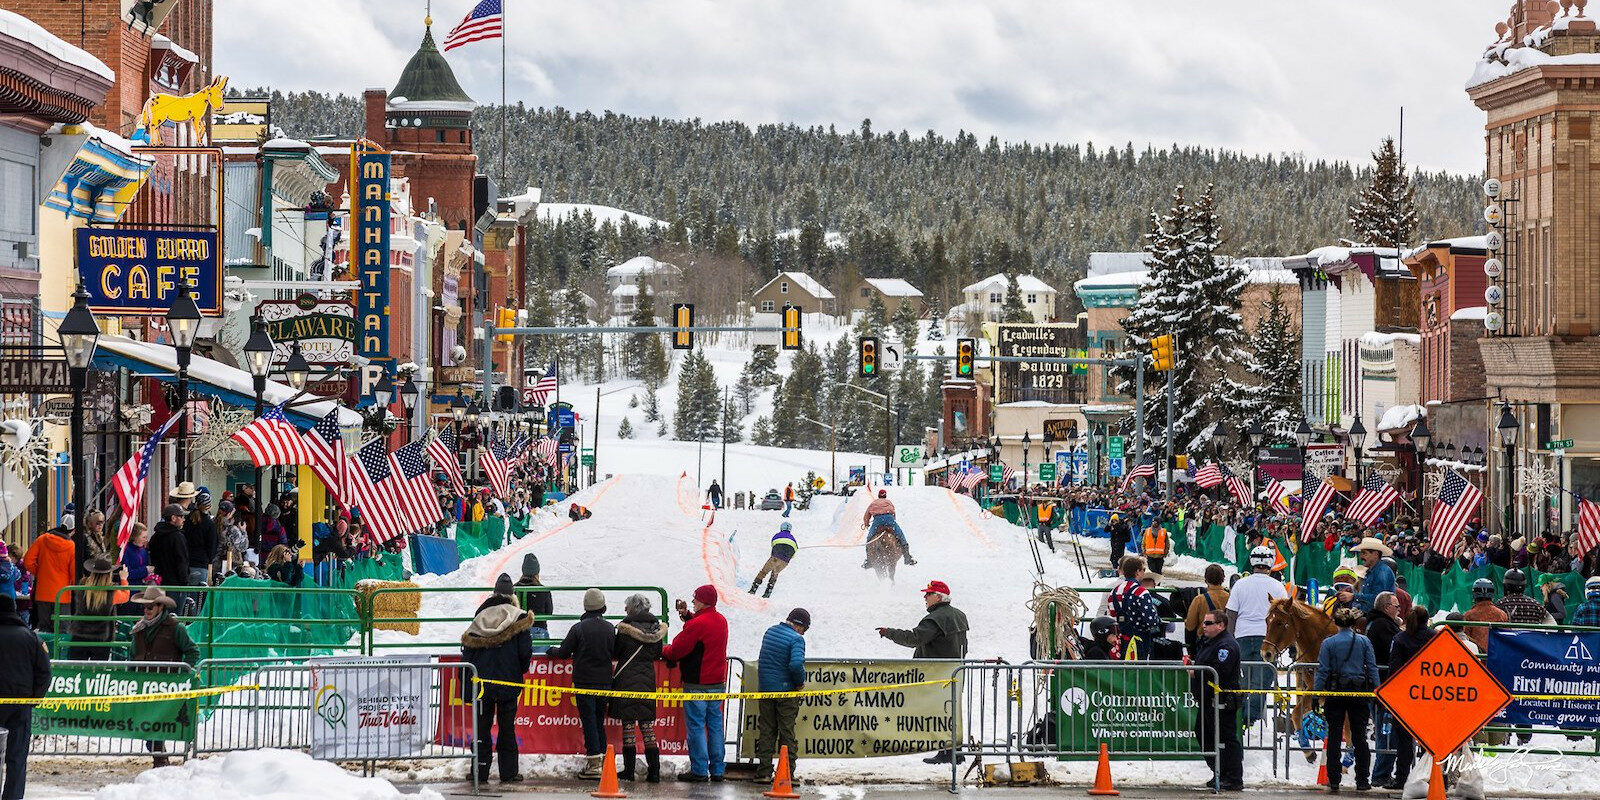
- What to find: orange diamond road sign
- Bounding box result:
[1376,630,1512,759]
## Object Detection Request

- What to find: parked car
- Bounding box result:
[759,490,785,510]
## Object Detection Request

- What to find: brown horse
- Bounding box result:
[1262,597,1340,762]
[866,530,902,583]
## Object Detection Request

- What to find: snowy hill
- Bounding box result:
[537,202,666,229]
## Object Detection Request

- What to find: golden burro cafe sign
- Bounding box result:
[76,228,221,315]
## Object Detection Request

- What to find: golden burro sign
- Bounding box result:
[258,296,355,367]
[76,228,220,315]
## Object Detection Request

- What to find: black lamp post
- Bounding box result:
[166,282,201,481]
[1022,430,1032,489]
[400,374,420,424]
[1497,403,1519,535]
[1247,419,1266,495]
[1295,418,1313,485]
[243,318,274,523]
[59,286,101,527]
[1410,417,1431,526]
[1348,415,1368,483]
[284,342,310,392]
[1211,420,1229,460]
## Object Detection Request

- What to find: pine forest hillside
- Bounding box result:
[249,89,1482,314]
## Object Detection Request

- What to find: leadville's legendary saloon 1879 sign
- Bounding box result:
[996,323,1078,403]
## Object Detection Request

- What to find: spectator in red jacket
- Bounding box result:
[662,585,728,782]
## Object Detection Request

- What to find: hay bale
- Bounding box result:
[358,579,421,635]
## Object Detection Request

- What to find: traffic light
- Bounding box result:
[858,336,879,377]
[1151,333,1175,371]
[672,303,694,350]
[955,338,975,378]
[781,304,802,351]
[496,307,515,342]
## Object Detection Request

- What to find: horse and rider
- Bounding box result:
[861,489,916,569]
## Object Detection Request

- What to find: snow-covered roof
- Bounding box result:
[1073,271,1149,292]
[1086,252,1150,278]
[862,278,923,297]
[1451,306,1489,321]
[149,34,197,65]
[606,255,678,279]
[1377,403,1426,432]
[261,137,311,150]
[387,98,476,113]
[502,187,541,205]
[1360,331,1422,348]
[964,273,1056,294]
[538,202,665,230]
[611,284,645,296]
[756,271,835,300]
[0,9,114,81]
[1469,25,1600,89]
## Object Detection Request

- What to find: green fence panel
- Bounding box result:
[1197,524,1226,564]
[1293,541,1341,589]
[454,517,509,561]
[1166,521,1189,558]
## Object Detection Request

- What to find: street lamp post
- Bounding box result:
[1348,415,1368,484]
[400,374,420,425]
[1248,419,1266,498]
[243,318,274,528]
[1022,430,1032,490]
[1410,417,1431,526]
[1295,418,1313,488]
[59,286,101,528]
[284,342,310,392]
[166,282,201,481]
[1497,403,1519,535]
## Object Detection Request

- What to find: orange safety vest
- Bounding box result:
[785,486,796,500]
[1038,503,1054,523]
[1268,541,1288,573]
[1142,526,1169,558]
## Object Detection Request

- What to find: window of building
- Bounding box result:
[761,300,775,312]
[780,281,789,293]
[436,129,446,143]
[860,287,871,298]
[0,158,34,236]
[989,292,1002,304]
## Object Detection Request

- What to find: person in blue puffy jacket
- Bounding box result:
[752,608,809,782]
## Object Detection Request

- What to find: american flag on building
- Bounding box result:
[526,363,559,408]
[230,405,310,467]
[347,439,405,544]
[535,436,559,466]
[1428,470,1483,557]
[1345,473,1401,527]
[1262,474,1293,511]
[1576,498,1600,558]
[390,440,442,532]
[112,412,184,550]
[1120,461,1157,492]
[442,0,503,51]
[427,427,466,497]
[1194,462,1224,489]
[302,410,347,506]
[1298,472,1339,542]
[481,435,511,499]
[1221,463,1251,507]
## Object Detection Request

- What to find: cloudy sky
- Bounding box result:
[218,0,1509,174]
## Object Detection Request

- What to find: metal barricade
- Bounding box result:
[722,656,750,768]
[363,585,669,654]
[192,657,479,788]
[29,660,195,758]
[951,660,1218,791]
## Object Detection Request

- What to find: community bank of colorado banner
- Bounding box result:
[32,664,195,741]
[1050,666,1202,759]
[1488,630,1600,730]
[435,657,688,754]
[309,655,433,760]
[737,660,963,758]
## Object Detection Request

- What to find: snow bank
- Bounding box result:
[94,750,440,800]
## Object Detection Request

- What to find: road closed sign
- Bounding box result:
[1376,630,1512,760]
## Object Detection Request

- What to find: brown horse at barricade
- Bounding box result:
[1261,596,1340,762]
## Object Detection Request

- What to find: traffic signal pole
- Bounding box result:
[1164,333,1177,499]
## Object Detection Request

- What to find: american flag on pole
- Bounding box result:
[1576,498,1600,557]
[1428,470,1483,557]
[230,405,310,467]
[427,427,466,497]
[526,363,559,407]
[1299,472,1339,542]
[535,436,559,466]
[442,0,503,51]
[1194,462,1224,489]
[1262,475,1293,511]
[113,412,184,550]
[998,463,1015,488]
[1346,473,1401,527]
[961,466,986,491]
[302,410,347,506]
[347,439,406,544]
[390,440,442,532]
[1120,461,1157,492]
[481,435,511,499]
[1221,463,1251,507]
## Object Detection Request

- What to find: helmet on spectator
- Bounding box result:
[1503,569,1528,593]
[1249,546,1276,570]
[1472,578,1496,600]
[1586,576,1600,599]
[1090,616,1116,639]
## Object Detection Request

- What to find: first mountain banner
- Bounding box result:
[76,228,220,316]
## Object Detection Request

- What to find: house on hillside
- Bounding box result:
[961,273,1057,324]
[604,255,680,318]
[848,278,927,319]
[752,271,835,315]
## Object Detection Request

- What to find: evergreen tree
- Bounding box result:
[891,296,921,346]
[1000,270,1032,323]
[745,345,780,387]
[752,415,775,447]
[1347,136,1419,248]
[1239,282,1302,441]
[672,350,720,440]
[618,417,634,439]
[642,387,661,422]
[628,273,669,385]
[734,374,756,415]
[721,394,744,443]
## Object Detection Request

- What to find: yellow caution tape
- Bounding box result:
[1211,683,1600,702]
[472,676,954,702]
[0,684,260,712]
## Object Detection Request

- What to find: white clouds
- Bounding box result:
[216,0,1502,173]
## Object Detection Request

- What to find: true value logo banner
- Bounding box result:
[354,151,391,369]
[309,655,432,760]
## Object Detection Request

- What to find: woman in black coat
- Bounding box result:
[1383,605,1434,790]
[610,593,666,782]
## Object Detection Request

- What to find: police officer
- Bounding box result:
[1192,609,1243,791]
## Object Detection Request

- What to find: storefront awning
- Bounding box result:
[92,334,363,429]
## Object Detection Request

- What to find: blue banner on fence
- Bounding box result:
[1486,629,1600,730]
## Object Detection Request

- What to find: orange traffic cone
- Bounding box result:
[763,745,800,799]
[1427,759,1446,800]
[1315,763,1329,786]
[1086,742,1119,796]
[591,745,627,799]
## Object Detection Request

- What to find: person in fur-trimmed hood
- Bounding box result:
[610,594,666,782]
[461,579,534,784]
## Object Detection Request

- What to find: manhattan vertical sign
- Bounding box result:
[355,151,391,369]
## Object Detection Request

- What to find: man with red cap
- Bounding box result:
[663,584,730,781]
[879,580,969,764]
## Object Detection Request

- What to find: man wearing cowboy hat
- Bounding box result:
[168,481,198,510]
[128,586,197,767]
[1350,536,1394,614]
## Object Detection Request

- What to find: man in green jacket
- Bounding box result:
[877,580,969,764]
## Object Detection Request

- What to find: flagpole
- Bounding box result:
[500,0,507,181]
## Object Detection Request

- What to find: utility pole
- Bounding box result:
[1164,332,1177,498]
[721,386,729,494]
[838,383,897,480]
[593,385,600,485]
